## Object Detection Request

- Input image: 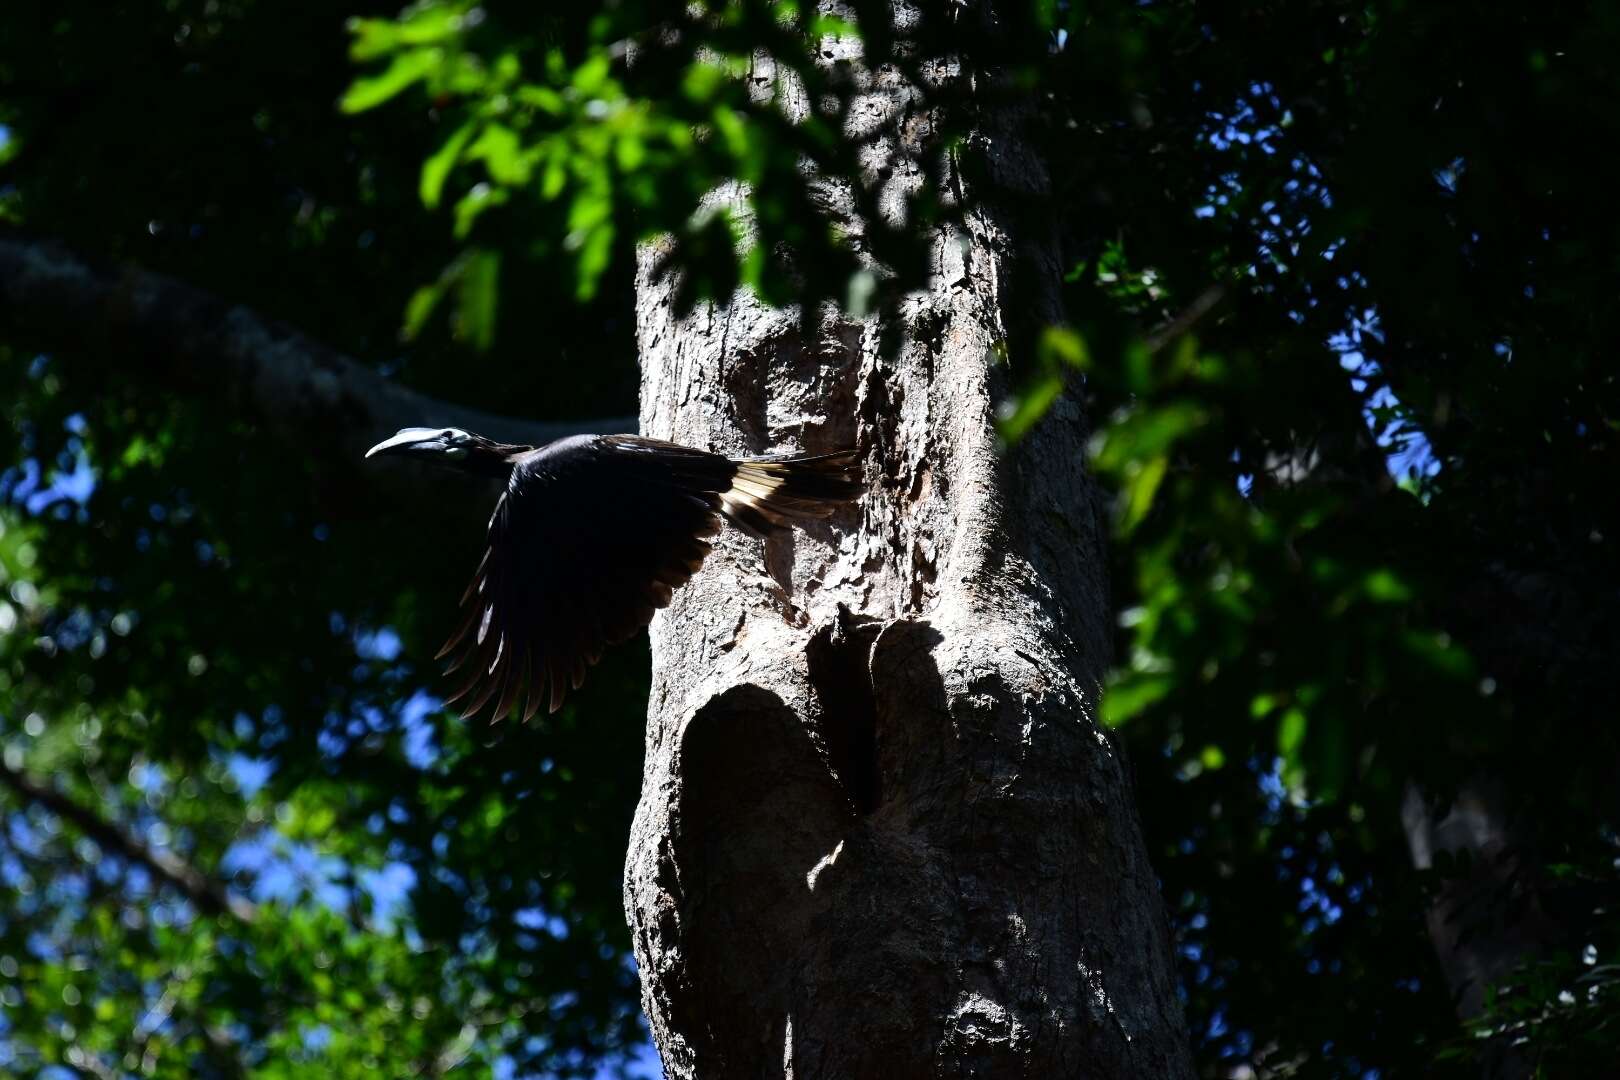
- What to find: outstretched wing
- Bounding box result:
[436,435,860,721]
[437,436,720,721]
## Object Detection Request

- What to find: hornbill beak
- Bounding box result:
[365,427,448,459]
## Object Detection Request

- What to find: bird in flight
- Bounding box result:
[366,427,862,721]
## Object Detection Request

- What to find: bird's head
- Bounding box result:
[364,426,522,477]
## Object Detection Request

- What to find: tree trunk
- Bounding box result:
[1402,779,1560,1080]
[621,16,1192,1076]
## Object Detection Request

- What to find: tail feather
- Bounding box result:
[717,449,862,539]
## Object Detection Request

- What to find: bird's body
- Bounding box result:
[366,427,861,720]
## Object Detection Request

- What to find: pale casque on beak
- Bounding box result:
[364,427,455,459]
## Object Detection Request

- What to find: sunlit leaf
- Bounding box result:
[1040,326,1090,369]
[340,49,441,114]
[1102,673,1174,727]
[996,375,1063,443]
[401,281,446,342]
[1277,707,1307,758]
[1092,402,1207,470]
[420,120,477,209]
[455,249,500,351]
[467,123,531,185]
[453,183,509,239]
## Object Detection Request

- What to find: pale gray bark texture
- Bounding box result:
[622,11,1193,1076]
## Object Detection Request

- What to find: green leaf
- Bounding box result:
[683,61,729,103]
[401,281,447,342]
[1400,629,1475,680]
[345,18,401,62]
[997,375,1063,443]
[615,129,646,173]
[711,106,751,168]
[467,123,531,185]
[420,121,477,209]
[1040,326,1090,369]
[455,249,500,351]
[341,49,440,113]
[1277,707,1307,758]
[1092,402,1207,471]
[348,8,462,61]
[571,52,612,95]
[392,8,464,48]
[1117,453,1170,535]
[517,85,567,115]
[1102,673,1174,727]
[540,144,569,200]
[453,183,509,239]
[574,223,614,300]
[1362,567,1413,603]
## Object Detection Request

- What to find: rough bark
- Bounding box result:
[622,14,1192,1077]
[1402,780,1560,1080]
[0,231,632,514]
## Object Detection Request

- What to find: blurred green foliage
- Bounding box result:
[1,2,646,1076]
[1021,4,1620,1072]
[3,1,1618,1078]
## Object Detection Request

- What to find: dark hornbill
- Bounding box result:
[366,427,862,721]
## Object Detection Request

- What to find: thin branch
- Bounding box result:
[0,757,258,923]
[132,979,181,1074]
[0,230,635,513]
[63,1044,122,1080]
[1143,285,1226,356]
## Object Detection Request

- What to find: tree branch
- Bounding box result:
[63,1044,122,1080]
[0,230,635,502]
[0,757,258,923]
[1143,285,1226,356]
